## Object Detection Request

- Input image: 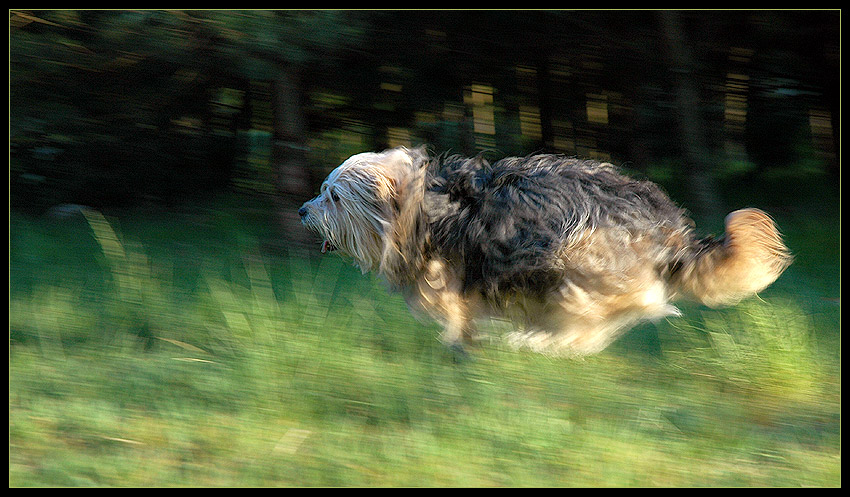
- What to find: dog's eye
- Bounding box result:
[331,191,340,202]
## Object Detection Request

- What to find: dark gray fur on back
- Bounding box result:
[422,153,695,299]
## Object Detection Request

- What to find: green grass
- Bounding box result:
[9,198,840,487]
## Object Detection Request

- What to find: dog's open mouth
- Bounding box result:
[321,240,337,253]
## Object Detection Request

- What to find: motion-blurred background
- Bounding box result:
[10,10,840,487]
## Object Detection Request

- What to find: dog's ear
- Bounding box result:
[357,172,399,220]
[383,175,403,214]
[369,146,429,216]
[371,174,397,202]
[406,145,430,170]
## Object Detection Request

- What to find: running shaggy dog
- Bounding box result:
[299,147,792,356]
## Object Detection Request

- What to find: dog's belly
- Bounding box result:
[492,274,680,355]
[470,236,682,355]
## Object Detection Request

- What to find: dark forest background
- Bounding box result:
[10,10,839,231]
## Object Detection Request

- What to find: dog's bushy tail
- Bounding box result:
[672,208,792,307]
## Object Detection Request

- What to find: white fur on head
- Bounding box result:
[300,147,427,274]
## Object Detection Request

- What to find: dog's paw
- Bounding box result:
[446,342,471,364]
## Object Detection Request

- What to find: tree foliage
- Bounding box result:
[10,10,839,214]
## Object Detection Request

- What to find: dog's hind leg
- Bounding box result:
[511,274,680,356]
[507,313,625,356]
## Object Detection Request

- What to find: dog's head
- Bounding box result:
[299,146,428,273]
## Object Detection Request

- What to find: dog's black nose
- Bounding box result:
[298,206,308,218]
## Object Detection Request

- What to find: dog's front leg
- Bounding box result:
[414,259,477,356]
[440,305,475,362]
[440,307,474,347]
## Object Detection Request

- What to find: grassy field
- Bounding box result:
[9,192,841,487]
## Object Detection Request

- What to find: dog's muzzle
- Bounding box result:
[320,240,337,253]
[298,204,337,253]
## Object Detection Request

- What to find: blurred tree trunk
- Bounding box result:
[271,63,313,250]
[658,11,721,217]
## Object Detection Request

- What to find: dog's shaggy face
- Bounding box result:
[299,147,791,356]
[299,148,421,273]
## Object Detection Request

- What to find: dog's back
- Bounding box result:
[426,154,693,297]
